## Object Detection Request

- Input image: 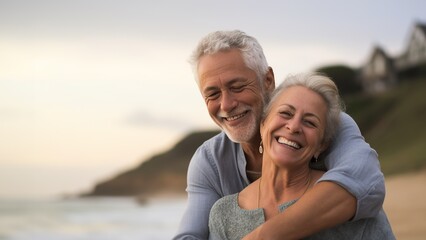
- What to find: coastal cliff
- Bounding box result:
[82,130,220,197]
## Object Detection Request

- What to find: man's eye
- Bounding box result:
[231,85,244,92]
[205,92,220,100]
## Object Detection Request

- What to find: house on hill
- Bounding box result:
[359,46,397,93]
[359,22,426,94]
[395,22,426,70]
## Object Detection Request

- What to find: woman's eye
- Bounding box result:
[304,120,317,127]
[280,111,292,118]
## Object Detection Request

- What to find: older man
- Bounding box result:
[173,30,385,240]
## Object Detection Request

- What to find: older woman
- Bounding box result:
[209,73,395,240]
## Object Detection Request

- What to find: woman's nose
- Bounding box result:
[286,118,301,134]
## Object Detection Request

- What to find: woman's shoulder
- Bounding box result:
[238,180,260,210]
[210,194,238,221]
[215,193,237,206]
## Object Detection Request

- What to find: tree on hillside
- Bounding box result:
[398,62,426,81]
[316,65,363,95]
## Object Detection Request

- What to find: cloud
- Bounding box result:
[124,110,195,132]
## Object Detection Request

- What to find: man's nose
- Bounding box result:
[220,91,237,112]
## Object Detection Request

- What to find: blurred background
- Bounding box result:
[1,0,425,239]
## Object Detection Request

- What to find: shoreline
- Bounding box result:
[383,169,426,240]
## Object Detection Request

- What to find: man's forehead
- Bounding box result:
[199,49,243,69]
[199,62,242,81]
[199,56,252,82]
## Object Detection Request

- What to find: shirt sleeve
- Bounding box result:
[318,112,386,221]
[173,144,222,240]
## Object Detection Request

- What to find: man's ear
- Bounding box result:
[260,121,265,136]
[264,67,275,92]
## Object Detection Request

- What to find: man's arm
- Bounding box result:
[173,145,221,240]
[243,112,385,239]
[320,112,385,220]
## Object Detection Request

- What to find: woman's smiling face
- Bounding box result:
[260,85,328,168]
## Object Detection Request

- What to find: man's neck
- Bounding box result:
[241,138,263,176]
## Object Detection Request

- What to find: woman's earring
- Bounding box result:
[259,141,263,154]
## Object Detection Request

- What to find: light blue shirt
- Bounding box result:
[173,112,385,240]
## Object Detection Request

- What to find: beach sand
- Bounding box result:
[384,169,426,239]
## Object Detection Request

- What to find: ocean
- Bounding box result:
[0,196,187,240]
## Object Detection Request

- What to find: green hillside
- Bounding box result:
[345,78,426,175]
[83,78,426,197]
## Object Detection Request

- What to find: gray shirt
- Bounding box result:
[173,113,385,240]
[209,194,395,240]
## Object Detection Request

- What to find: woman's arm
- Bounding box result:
[243,182,356,239]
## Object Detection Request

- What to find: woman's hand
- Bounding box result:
[242,225,263,240]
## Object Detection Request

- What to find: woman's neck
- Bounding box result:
[259,167,313,219]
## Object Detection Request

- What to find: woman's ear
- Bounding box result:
[315,141,330,159]
[321,141,330,152]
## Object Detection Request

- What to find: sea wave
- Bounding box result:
[0,196,187,240]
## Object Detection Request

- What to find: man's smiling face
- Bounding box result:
[198,49,266,143]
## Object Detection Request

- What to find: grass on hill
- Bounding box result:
[344,78,426,176]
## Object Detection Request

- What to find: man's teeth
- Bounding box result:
[277,137,301,149]
[226,113,245,121]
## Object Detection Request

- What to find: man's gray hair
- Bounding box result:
[189,30,269,86]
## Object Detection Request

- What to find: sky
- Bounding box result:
[1,0,425,199]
